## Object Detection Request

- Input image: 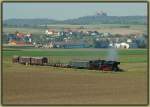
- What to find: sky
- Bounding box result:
[3,2,147,20]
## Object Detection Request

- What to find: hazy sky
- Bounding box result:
[3,3,147,20]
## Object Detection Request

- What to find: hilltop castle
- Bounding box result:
[96,10,107,16]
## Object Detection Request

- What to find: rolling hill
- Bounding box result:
[3,15,147,27]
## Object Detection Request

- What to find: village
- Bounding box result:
[3,11,147,49]
[4,28,147,49]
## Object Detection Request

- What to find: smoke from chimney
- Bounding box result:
[106,48,118,61]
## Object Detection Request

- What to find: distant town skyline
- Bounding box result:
[3,2,147,20]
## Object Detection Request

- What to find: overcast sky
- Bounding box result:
[3,2,147,20]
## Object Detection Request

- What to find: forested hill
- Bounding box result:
[63,15,147,25]
[3,15,147,27]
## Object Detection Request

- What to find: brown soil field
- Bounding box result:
[2,63,148,105]
[4,25,146,36]
[81,28,145,35]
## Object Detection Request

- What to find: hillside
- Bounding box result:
[3,19,61,27]
[63,15,147,25]
[3,15,147,27]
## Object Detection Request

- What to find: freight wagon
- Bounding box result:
[30,57,48,65]
[19,56,31,65]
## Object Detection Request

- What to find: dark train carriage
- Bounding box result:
[19,56,31,65]
[30,57,48,65]
[12,56,20,63]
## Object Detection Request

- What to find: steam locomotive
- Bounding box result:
[70,60,121,71]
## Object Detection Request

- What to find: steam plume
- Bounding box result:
[106,48,118,61]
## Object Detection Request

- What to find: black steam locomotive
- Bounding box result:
[70,60,121,71]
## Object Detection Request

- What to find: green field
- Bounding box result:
[2,48,147,63]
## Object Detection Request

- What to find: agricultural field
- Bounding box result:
[2,48,148,105]
[3,24,147,35]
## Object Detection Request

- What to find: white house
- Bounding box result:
[114,43,121,48]
[29,38,32,43]
[114,42,129,49]
[127,39,132,43]
[26,33,32,37]
[109,43,113,47]
[45,29,60,36]
[43,42,54,48]
[102,32,111,37]
[45,29,53,35]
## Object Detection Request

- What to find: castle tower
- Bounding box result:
[96,10,107,16]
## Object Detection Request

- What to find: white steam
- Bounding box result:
[106,48,118,61]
